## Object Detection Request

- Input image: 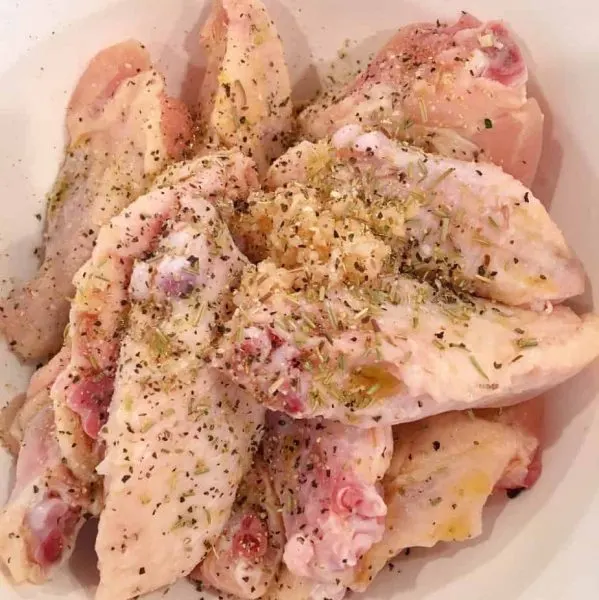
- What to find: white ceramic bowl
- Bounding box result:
[0,1,598,599]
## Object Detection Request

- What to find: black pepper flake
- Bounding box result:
[139,567,146,575]
[432,441,441,451]
[484,118,493,129]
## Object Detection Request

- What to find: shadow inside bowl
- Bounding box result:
[69,518,100,593]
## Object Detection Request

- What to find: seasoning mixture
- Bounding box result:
[0,2,596,600]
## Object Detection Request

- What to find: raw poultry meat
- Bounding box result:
[263,413,392,585]
[348,400,542,591]
[216,264,599,426]
[480,396,543,489]
[96,369,263,600]
[50,152,259,483]
[95,181,264,600]
[0,40,192,361]
[197,0,294,176]
[299,13,543,186]
[0,347,70,456]
[0,347,97,585]
[0,400,98,583]
[50,186,179,483]
[191,453,285,599]
[265,126,584,308]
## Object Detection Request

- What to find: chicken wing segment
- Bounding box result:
[299,14,543,185]
[192,453,285,599]
[215,265,599,426]
[95,175,264,600]
[0,40,192,361]
[49,152,258,483]
[265,126,584,308]
[349,401,542,591]
[198,0,294,176]
[263,414,391,584]
[0,397,98,584]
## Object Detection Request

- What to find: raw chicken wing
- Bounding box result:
[0,40,192,361]
[216,265,599,426]
[95,189,264,600]
[0,402,98,583]
[299,14,543,185]
[266,126,584,307]
[263,412,392,586]
[349,400,542,591]
[198,0,293,176]
[192,453,284,599]
[51,152,259,482]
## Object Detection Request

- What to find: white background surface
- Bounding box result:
[0,1,598,598]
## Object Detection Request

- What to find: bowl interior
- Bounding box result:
[0,1,598,599]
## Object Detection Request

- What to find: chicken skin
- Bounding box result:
[299,14,543,185]
[216,265,599,426]
[265,126,584,308]
[95,169,263,600]
[198,0,294,176]
[0,40,192,361]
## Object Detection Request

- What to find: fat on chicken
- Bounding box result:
[215,264,599,426]
[197,0,294,176]
[50,152,259,483]
[95,180,264,600]
[0,40,192,361]
[263,413,391,584]
[348,400,542,591]
[265,126,584,308]
[299,13,543,185]
[191,453,284,599]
